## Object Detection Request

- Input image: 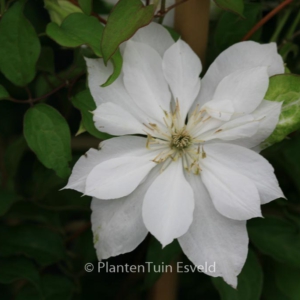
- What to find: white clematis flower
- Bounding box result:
[65,23,285,287]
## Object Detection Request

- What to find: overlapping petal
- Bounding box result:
[230,100,283,149]
[197,115,260,142]
[90,166,160,260]
[194,41,284,108]
[142,159,194,247]
[200,155,262,220]
[162,39,201,120]
[123,40,171,124]
[85,154,156,199]
[132,22,174,57]
[203,67,269,119]
[64,136,150,194]
[204,143,285,204]
[93,102,145,135]
[179,174,248,288]
[85,58,149,126]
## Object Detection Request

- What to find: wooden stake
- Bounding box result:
[174,0,210,63]
[150,2,210,300]
[149,262,179,300]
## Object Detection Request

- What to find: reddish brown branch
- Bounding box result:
[242,0,294,41]
[155,0,190,17]
[9,82,68,104]
[9,72,85,105]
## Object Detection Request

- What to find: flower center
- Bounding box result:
[143,102,207,174]
[171,130,191,150]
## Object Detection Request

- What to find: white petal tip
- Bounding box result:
[224,276,238,289]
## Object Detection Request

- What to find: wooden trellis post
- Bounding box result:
[150,1,210,299]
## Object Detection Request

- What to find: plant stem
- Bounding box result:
[155,0,190,17]
[242,0,294,41]
[158,0,166,24]
[270,8,292,42]
[286,9,300,39]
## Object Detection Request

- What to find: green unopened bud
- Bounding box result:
[44,0,83,25]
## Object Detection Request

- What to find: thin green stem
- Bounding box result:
[38,32,47,37]
[270,8,292,42]
[158,0,166,24]
[286,9,300,40]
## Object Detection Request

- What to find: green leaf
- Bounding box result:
[0,85,10,100]
[215,3,261,52]
[262,262,290,300]
[72,89,112,140]
[78,0,93,15]
[0,225,65,267]
[101,0,155,62]
[36,47,55,74]
[273,263,300,299]
[16,274,75,300]
[248,216,300,267]
[0,190,18,216]
[101,49,123,87]
[144,238,181,288]
[23,104,72,178]
[42,275,75,300]
[46,13,103,57]
[262,74,300,149]
[16,286,40,300]
[44,0,83,25]
[7,201,61,227]
[279,42,299,60]
[213,0,244,17]
[0,1,41,86]
[4,136,28,182]
[0,257,41,293]
[212,250,263,299]
[165,26,180,42]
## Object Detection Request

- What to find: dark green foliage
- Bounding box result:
[1,0,300,299]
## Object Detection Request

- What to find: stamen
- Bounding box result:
[143,101,209,174]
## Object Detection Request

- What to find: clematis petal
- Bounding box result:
[204,67,269,117]
[194,41,284,108]
[179,174,248,288]
[132,22,174,57]
[85,154,156,199]
[85,58,149,124]
[142,159,194,247]
[93,102,145,135]
[91,166,160,260]
[200,155,262,220]
[229,100,283,149]
[64,136,149,193]
[123,40,171,123]
[162,39,201,119]
[204,143,285,204]
[198,115,260,142]
[203,100,234,121]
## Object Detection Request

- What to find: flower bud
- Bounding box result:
[44,0,83,25]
